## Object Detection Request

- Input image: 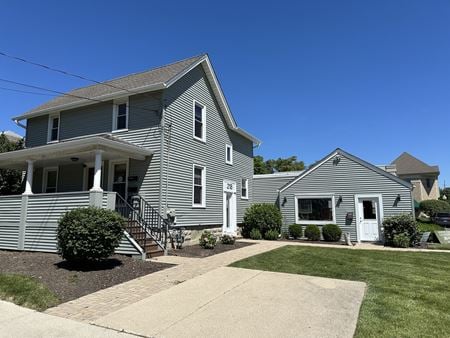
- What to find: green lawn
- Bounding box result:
[417,221,444,233]
[0,274,58,311]
[230,246,450,338]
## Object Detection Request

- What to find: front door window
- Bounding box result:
[112,163,127,199]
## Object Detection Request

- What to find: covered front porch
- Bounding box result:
[0,134,153,199]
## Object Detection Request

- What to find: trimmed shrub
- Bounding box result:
[264,229,279,241]
[419,200,450,217]
[221,234,236,245]
[199,231,217,249]
[383,214,418,247]
[392,233,411,248]
[304,224,321,241]
[250,228,262,240]
[57,207,125,262]
[288,224,302,239]
[243,204,282,238]
[322,224,342,242]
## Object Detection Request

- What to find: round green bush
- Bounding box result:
[383,214,418,247]
[199,231,217,249]
[288,224,302,239]
[392,233,411,248]
[57,207,125,262]
[264,229,279,241]
[221,234,236,245]
[242,203,282,238]
[304,224,321,241]
[250,228,262,240]
[419,200,450,216]
[322,224,342,242]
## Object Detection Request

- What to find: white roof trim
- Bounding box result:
[254,171,304,179]
[12,55,261,145]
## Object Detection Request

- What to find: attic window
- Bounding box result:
[193,100,205,142]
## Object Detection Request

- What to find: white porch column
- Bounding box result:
[90,150,103,192]
[23,160,34,195]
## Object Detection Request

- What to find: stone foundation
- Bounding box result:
[169,224,242,247]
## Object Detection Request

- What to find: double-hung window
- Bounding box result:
[48,114,60,142]
[192,165,206,207]
[226,144,233,165]
[113,99,129,131]
[43,167,58,193]
[241,178,248,199]
[193,101,205,142]
[295,195,336,224]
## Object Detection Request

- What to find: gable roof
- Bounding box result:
[391,152,439,175]
[12,54,260,145]
[279,148,412,193]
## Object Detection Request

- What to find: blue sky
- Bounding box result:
[0,1,449,186]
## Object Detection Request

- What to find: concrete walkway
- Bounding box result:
[94,267,366,338]
[45,239,449,323]
[0,300,136,338]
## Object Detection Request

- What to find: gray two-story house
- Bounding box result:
[0,54,259,258]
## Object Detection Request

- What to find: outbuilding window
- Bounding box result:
[295,195,336,224]
[226,144,233,164]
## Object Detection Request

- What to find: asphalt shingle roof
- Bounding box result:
[21,54,205,117]
[391,152,439,175]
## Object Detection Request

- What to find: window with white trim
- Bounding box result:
[193,101,205,141]
[241,178,248,199]
[192,165,206,207]
[43,167,58,193]
[113,99,129,131]
[225,144,233,164]
[48,115,60,142]
[295,196,335,224]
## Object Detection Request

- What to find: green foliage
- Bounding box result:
[221,234,236,245]
[419,200,450,216]
[57,207,125,262]
[322,224,342,242]
[242,203,282,237]
[253,155,305,174]
[392,233,411,248]
[304,224,321,241]
[199,231,217,249]
[249,228,262,240]
[416,221,443,233]
[440,187,450,201]
[0,274,58,311]
[383,214,418,247]
[0,134,24,195]
[264,229,279,240]
[288,224,302,239]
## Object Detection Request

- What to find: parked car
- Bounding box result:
[432,213,450,227]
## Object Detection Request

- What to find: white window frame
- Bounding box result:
[294,194,336,225]
[42,167,58,193]
[192,164,206,208]
[241,178,249,200]
[47,113,60,143]
[225,144,233,165]
[112,98,129,132]
[192,100,206,143]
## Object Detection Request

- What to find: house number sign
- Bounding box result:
[223,181,236,193]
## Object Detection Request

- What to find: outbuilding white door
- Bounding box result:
[223,180,237,235]
[357,196,381,241]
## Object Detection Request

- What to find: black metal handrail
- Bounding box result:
[130,194,169,251]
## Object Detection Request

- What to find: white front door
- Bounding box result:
[223,180,237,235]
[357,197,381,241]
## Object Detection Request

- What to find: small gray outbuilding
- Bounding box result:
[253,148,414,242]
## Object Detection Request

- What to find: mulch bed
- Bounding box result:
[169,241,254,258]
[0,250,172,305]
[279,239,347,245]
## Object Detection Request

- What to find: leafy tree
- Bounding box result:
[440,187,450,203]
[0,133,24,195]
[253,155,305,174]
[254,155,269,174]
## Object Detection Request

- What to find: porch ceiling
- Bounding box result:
[0,135,153,169]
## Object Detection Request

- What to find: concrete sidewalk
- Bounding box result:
[94,267,366,338]
[0,300,136,338]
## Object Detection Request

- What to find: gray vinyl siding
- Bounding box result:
[0,197,22,249]
[280,155,413,241]
[58,164,84,192]
[26,115,48,147]
[32,167,43,193]
[253,175,297,205]
[162,65,253,227]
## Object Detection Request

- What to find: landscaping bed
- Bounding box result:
[231,245,450,338]
[0,250,172,309]
[169,241,253,258]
